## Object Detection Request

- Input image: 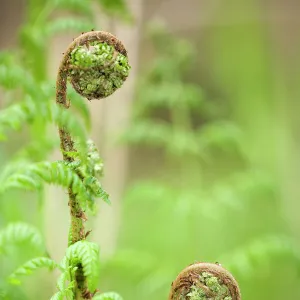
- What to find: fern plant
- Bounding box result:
[1,29,130,299]
[0,7,242,298]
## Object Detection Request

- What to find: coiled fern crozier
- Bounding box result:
[56,31,129,245]
[169,263,241,300]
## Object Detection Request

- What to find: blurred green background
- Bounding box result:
[0,0,300,299]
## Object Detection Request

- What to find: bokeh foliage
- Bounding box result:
[0,1,299,299]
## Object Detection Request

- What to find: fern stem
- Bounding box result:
[169,262,241,300]
[56,51,84,246]
[56,31,128,244]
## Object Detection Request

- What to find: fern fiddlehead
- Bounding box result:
[56,31,129,244]
[56,31,130,298]
[169,262,241,300]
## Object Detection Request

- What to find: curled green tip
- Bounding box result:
[169,263,241,300]
[186,272,232,300]
[69,41,130,100]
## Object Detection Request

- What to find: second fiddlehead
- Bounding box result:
[169,262,241,300]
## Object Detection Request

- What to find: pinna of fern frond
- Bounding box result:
[8,257,61,285]
[0,222,46,255]
[0,161,109,210]
[57,240,100,295]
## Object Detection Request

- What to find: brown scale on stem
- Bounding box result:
[169,262,241,300]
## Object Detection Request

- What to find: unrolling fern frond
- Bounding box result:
[50,287,74,300]
[93,292,123,300]
[0,223,46,255]
[51,241,100,297]
[84,139,104,178]
[65,241,100,291]
[51,263,77,300]
[8,257,60,285]
[56,267,72,291]
[0,161,109,209]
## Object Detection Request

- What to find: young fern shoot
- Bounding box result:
[169,263,241,300]
[56,31,130,298]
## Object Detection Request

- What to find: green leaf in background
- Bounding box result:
[8,257,60,285]
[0,223,46,255]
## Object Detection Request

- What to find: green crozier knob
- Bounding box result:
[68,32,130,100]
